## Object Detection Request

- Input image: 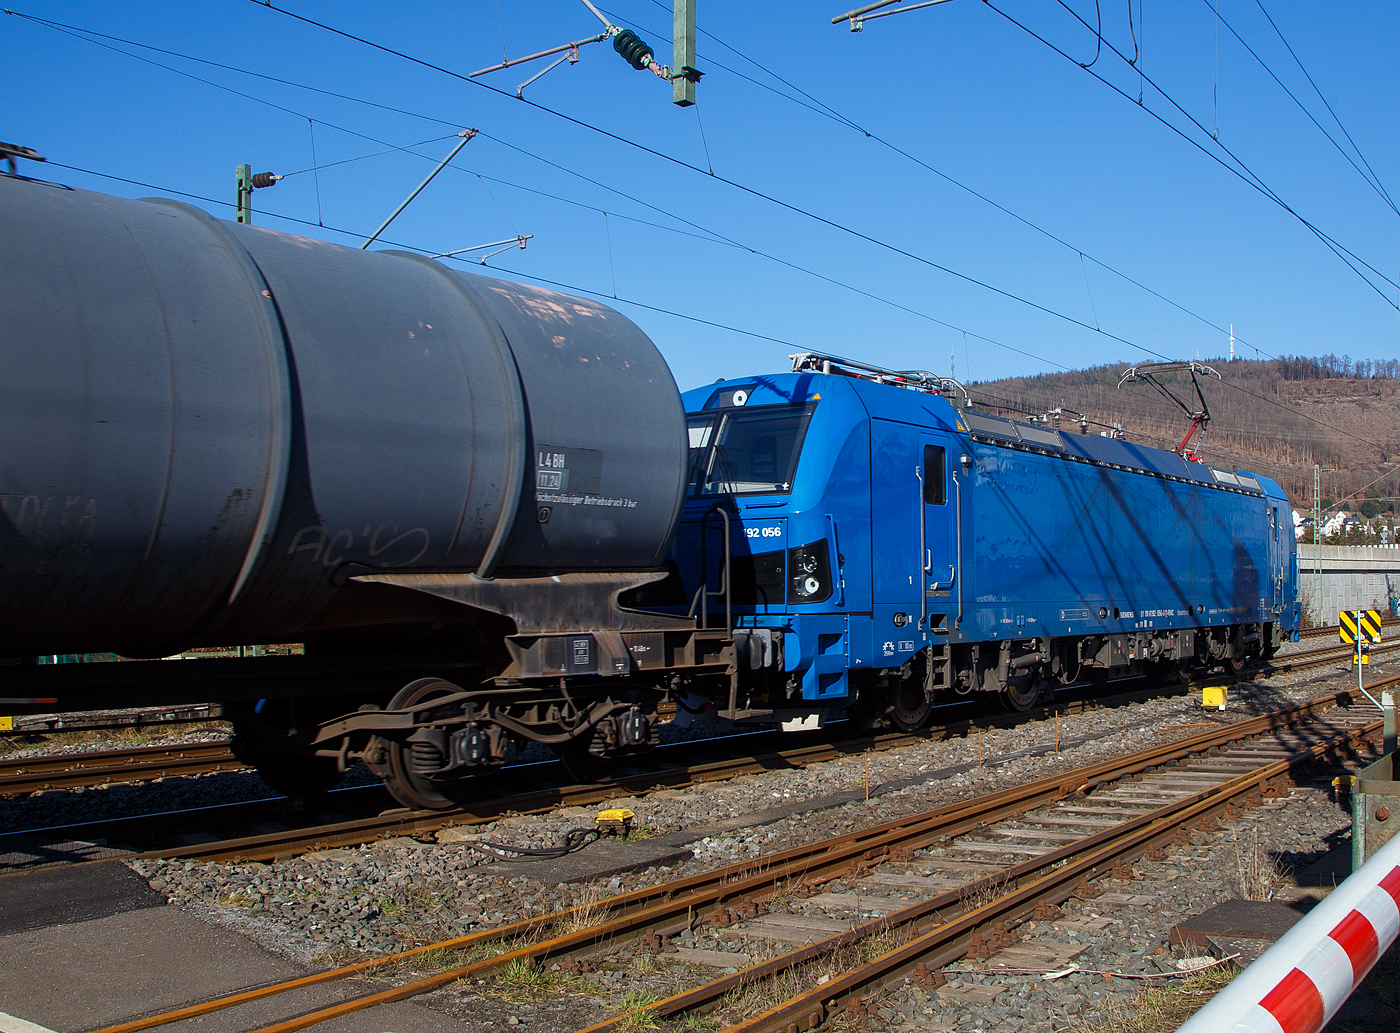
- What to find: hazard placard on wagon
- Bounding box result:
[1340,609,1383,645]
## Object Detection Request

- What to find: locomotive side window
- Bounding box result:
[687,416,716,491]
[923,445,946,505]
[687,403,815,497]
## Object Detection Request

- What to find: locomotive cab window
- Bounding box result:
[686,402,816,497]
[923,445,946,505]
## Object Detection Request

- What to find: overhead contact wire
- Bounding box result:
[43,159,1395,462]
[245,1,1192,357]
[1199,0,1400,218]
[1041,0,1400,305]
[15,6,1278,364]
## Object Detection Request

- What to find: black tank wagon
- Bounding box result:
[0,174,728,806]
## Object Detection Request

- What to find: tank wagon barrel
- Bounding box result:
[0,174,685,659]
[0,174,720,807]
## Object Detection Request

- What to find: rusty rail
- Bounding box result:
[0,741,240,796]
[84,688,1378,1033]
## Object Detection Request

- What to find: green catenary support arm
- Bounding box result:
[236,164,254,224]
[673,0,696,106]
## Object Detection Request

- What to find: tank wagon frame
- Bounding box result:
[0,176,1299,809]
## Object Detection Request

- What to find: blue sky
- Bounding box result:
[7,1,1397,393]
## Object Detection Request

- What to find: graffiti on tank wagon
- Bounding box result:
[287,522,431,568]
[0,493,99,572]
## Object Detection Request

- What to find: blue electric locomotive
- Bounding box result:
[662,352,1299,729]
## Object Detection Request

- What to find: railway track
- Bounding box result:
[0,630,1379,800]
[2,634,1389,865]
[85,686,1382,1033]
[0,741,240,797]
[39,682,1184,866]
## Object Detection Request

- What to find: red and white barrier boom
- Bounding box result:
[1177,826,1400,1033]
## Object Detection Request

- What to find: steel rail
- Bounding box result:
[0,742,240,795]
[0,682,1184,875]
[1,638,1375,859]
[0,630,1367,803]
[709,724,1377,1033]
[85,688,1372,1033]
[135,638,1387,865]
[133,681,1190,864]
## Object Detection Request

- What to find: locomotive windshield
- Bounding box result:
[686,402,816,497]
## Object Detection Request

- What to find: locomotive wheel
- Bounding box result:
[381,678,467,811]
[1001,675,1042,713]
[889,679,933,731]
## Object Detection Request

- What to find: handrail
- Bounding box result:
[952,467,964,628]
[688,504,733,635]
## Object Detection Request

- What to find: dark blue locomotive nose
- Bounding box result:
[0,175,686,657]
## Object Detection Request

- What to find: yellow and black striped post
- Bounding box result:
[1341,609,1383,665]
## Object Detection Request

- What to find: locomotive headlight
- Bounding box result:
[787,540,832,603]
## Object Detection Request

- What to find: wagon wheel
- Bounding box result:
[232,734,344,800]
[380,678,468,811]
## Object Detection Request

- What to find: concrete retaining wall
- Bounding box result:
[1298,544,1400,624]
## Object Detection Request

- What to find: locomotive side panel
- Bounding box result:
[966,441,1272,640]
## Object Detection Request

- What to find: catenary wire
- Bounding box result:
[34,158,1070,373]
[1199,0,1399,218]
[4,11,423,158]
[247,0,1201,361]
[280,135,457,178]
[61,4,1398,448]
[4,9,1073,370]
[16,4,1140,361]
[17,4,1390,381]
[23,16,1396,456]
[1252,0,1398,216]
[1037,0,1400,305]
[33,157,1398,460]
[16,5,1286,367]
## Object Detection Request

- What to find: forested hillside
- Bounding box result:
[966,356,1400,512]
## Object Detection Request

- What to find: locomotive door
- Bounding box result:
[918,433,958,636]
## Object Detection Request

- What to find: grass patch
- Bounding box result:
[1076,966,1237,1032]
[616,989,662,1031]
[1232,828,1290,901]
[709,970,806,1024]
[477,958,600,1004]
[553,881,610,936]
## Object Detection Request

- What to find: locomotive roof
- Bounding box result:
[690,368,1286,503]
